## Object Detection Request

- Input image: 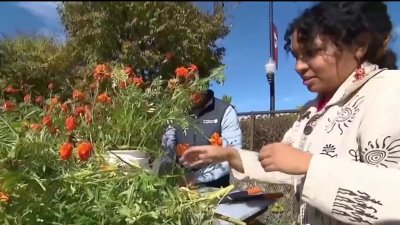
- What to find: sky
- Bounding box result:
[2,2,400,113]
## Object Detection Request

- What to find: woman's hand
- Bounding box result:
[258,142,312,175]
[179,146,244,173]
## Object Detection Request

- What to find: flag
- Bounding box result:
[272,22,278,70]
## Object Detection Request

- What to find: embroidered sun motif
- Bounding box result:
[321,144,337,158]
[362,136,400,168]
[325,96,364,135]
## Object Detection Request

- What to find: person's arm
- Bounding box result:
[220,105,242,149]
[159,125,177,171]
[230,149,304,185]
[190,105,242,184]
[301,81,400,224]
[230,110,306,185]
[182,107,305,186]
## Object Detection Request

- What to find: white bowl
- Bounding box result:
[107,150,149,169]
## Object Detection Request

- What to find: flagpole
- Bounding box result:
[269,1,274,60]
[265,1,276,111]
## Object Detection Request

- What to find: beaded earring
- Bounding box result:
[353,66,365,82]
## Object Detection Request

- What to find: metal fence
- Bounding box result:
[237,109,300,117]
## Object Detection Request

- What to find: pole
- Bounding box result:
[267,1,275,111]
[270,76,275,111]
[267,71,275,112]
[269,1,273,59]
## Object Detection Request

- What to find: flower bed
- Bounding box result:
[0,63,229,224]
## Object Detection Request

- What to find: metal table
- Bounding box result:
[196,187,277,225]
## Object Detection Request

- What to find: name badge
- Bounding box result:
[203,119,218,124]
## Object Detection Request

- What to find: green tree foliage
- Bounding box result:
[57,2,230,80]
[221,94,232,104]
[0,36,80,98]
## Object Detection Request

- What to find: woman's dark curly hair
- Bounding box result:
[284,2,397,69]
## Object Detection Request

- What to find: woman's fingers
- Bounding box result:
[260,158,277,172]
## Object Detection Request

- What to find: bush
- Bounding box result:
[0,36,80,100]
[240,113,298,151]
[0,63,228,225]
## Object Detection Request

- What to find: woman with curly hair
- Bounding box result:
[180,2,400,224]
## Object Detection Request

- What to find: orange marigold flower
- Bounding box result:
[42,115,52,127]
[175,67,189,78]
[94,64,111,82]
[51,96,60,105]
[2,101,15,111]
[77,141,93,161]
[5,85,18,94]
[65,116,77,131]
[59,142,73,160]
[35,95,44,104]
[209,132,223,146]
[176,143,190,158]
[30,123,42,132]
[97,93,111,103]
[75,106,85,116]
[188,64,198,72]
[94,64,107,73]
[124,66,134,77]
[72,90,85,101]
[0,192,9,203]
[191,92,203,105]
[23,94,31,104]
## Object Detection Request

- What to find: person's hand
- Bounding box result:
[179,145,227,168]
[258,142,312,175]
[180,145,244,173]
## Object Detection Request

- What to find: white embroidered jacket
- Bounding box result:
[232,62,400,225]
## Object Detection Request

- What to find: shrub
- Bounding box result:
[240,113,298,151]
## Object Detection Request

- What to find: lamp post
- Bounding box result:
[266,1,277,112]
[265,58,276,111]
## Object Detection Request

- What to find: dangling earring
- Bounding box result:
[353,59,365,82]
[354,67,365,81]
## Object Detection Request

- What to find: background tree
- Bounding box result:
[221,94,232,104]
[57,2,230,80]
[0,2,230,101]
[0,35,80,99]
